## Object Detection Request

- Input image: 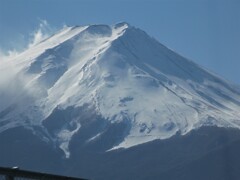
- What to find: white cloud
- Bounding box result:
[0,19,55,62]
[0,49,18,62]
[0,19,57,111]
[28,19,53,47]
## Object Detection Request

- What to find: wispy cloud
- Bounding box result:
[0,19,55,62]
[0,19,57,111]
[0,49,19,62]
[28,19,54,48]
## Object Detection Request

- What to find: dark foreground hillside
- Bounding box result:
[1,126,240,180]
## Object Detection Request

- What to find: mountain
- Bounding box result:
[1,23,240,179]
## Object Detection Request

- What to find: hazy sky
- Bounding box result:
[0,0,239,84]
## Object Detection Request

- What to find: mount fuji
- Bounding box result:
[1,23,240,180]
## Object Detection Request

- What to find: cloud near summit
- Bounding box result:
[0,19,56,62]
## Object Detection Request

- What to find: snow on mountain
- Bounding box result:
[1,22,240,157]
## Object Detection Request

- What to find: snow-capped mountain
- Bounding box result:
[1,22,240,160]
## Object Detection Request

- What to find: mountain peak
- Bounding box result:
[67,22,130,37]
[114,22,130,28]
[1,23,240,156]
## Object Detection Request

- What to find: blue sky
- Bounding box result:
[0,0,239,84]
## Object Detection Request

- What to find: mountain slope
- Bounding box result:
[0,23,240,159]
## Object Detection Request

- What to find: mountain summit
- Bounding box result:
[1,23,240,160]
